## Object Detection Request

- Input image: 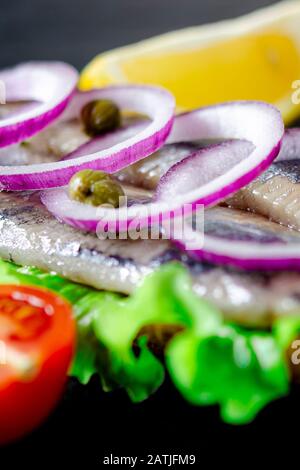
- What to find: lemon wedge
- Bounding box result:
[80,1,300,124]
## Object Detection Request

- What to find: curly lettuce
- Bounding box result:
[0,259,299,424]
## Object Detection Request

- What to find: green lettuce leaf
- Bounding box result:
[166,325,290,424]
[91,263,203,401]
[0,258,300,424]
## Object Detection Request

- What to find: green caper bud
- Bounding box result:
[81,99,121,136]
[68,169,124,208]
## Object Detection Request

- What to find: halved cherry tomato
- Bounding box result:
[0,284,75,445]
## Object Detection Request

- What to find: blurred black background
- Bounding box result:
[1,0,279,70]
[1,0,297,466]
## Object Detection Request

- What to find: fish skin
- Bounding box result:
[259,160,300,184]
[1,192,300,327]
[199,207,300,326]
[226,130,300,230]
[0,120,88,165]
[2,116,300,326]
[0,191,168,294]
[227,162,300,231]
[205,206,300,244]
[116,142,200,190]
[0,115,208,189]
[0,127,199,190]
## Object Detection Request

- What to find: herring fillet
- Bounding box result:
[2,116,300,326]
[2,192,300,327]
[0,117,209,189]
[227,160,300,231]
[207,130,300,231]
[205,206,300,244]
[0,191,166,294]
[116,143,200,190]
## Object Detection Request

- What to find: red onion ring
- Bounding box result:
[173,129,300,270]
[62,120,148,161]
[276,128,300,161]
[0,86,175,190]
[0,62,78,148]
[174,219,300,271]
[41,101,284,233]
[163,101,283,206]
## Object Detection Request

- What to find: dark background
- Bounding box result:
[1,0,297,466]
[1,0,280,70]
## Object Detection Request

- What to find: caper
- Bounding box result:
[81,99,121,136]
[20,141,30,147]
[68,169,124,208]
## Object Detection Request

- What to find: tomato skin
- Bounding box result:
[0,345,73,444]
[0,285,75,445]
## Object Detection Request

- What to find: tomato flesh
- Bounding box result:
[0,285,75,445]
[0,296,52,340]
